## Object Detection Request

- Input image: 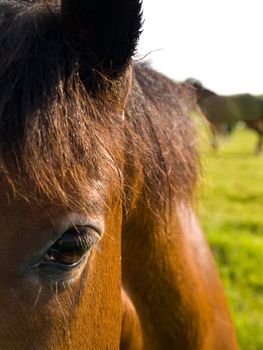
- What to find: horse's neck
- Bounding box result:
[122,198,238,350]
[121,65,238,350]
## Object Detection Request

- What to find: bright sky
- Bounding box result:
[138,0,263,95]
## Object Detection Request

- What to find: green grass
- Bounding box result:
[198,126,263,350]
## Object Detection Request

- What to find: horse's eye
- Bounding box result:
[42,226,98,269]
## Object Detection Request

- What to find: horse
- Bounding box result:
[188,79,263,152]
[0,1,239,349]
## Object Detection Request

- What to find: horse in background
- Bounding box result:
[0,1,238,349]
[188,79,263,153]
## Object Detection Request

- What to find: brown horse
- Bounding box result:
[0,1,238,349]
[188,79,263,152]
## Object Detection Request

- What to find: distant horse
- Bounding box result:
[188,79,263,152]
[0,1,238,349]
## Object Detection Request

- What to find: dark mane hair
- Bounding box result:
[0,0,198,216]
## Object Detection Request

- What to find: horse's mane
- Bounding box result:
[126,66,198,211]
[0,1,198,214]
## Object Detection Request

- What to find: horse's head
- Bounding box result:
[0,2,240,349]
[0,0,142,348]
[186,79,217,102]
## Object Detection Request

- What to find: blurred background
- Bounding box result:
[138,0,263,94]
[138,1,263,349]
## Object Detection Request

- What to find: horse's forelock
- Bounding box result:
[0,1,126,209]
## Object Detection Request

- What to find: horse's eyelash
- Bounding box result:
[76,228,100,250]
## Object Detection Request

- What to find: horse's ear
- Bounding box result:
[61,0,143,76]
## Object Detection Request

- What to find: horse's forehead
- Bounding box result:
[0,174,106,227]
[0,193,66,243]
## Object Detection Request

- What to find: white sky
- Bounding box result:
[138,0,263,95]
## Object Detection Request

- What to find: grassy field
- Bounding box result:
[198,126,263,350]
